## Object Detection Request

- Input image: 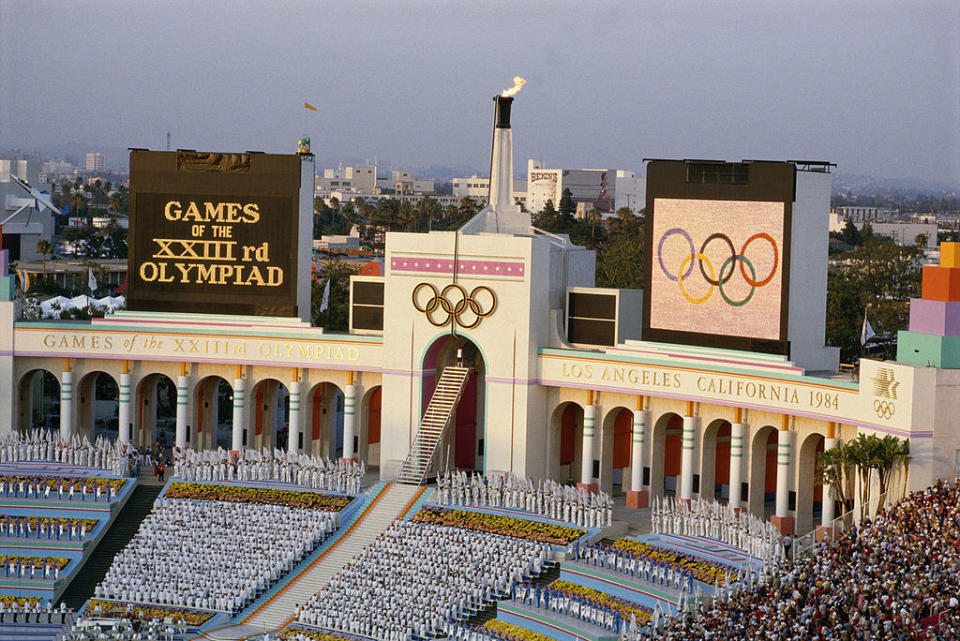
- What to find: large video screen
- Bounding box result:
[127,151,301,317]
[650,198,784,340]
[642,160,794,355]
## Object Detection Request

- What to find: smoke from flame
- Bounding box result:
[501,76,527,98]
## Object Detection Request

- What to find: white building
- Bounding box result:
[85,153,105,173]
[526,160,645,215]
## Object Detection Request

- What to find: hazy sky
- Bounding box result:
[1,1,958,183]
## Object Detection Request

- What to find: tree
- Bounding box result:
[532,199,558,230]
[311,260,358,330]
[839,221,861,247]
[557,188,576,230]
[914,233,928,249]
[68,192,88,218]
[35,239,53,279]
[817,445,853,520]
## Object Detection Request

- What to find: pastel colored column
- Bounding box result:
[288,380,301,455]
[578,404,597,492]
[175,375,188,449]
[728,421,746,510]
[231,378,245,451]
[118,373,131,445]
[679,415,697,502]
[771,421,794,535]
[59,370,73,441]
[626,408,649,508]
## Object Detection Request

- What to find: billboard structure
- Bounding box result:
[127,150,313,319]
[643,160,795,356]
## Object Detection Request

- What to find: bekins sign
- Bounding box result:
[127,151,301,317]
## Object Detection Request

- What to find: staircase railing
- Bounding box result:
[397,366,470,486]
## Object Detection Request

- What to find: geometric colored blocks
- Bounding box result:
[940,242,960,269]
[897,330,960,369]
[0,275,14,301]
[909,298,960,336]
[921,265,960,301]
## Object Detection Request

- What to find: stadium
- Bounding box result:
[0,91,956,640]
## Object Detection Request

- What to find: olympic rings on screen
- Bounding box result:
[412,282,497,329]
[873,400,895,420]
[656,228,780,307]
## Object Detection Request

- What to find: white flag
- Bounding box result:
[860,309,876,346]
[87,268,98,293]
[319,278,330,312]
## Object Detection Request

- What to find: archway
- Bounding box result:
[749,426,778,516]
[359,386,382,465]
[700,419,732,502]
[136,374,177,451]
[306,382,344,458]
[17,370,60,432]
[421,334,486,473]
[651,412,683,499]
[796,433,825,535]
[600,407,632,495]
[548,402,583,484]
[249,379,290,451]
[194,377,233,451]
[76,371,119,442]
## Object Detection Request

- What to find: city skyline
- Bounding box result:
[1,1,958,184]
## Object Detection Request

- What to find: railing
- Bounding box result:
[793,488,895,562]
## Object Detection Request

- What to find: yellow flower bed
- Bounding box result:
[610,538,735,584]
[164,482,351,511]
[548,580,652,623]
[0,594,41,607]
[0,476,125,493]
[0,555,69,570]
[411,506,586,544]
[484,619,554,641]
[85,599,215,626]
[1,516,98,531]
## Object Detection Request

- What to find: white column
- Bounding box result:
[118,373,131,445]
[231,379,244,451]
[175,375,188,449]
[776,429,792,518]
[59,371,73,441]
[821,436,839,526]
[288,380,301,455]
[728,422,746,509]
[341,384,359,460]
[630,409,647,492]
[580,404,596,486]
[679,415,697,501]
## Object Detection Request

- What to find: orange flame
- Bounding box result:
[501,76,527,98]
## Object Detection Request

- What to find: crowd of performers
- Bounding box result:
[651,496,787,563]
[0,514,94,541]
[95,497,337,613]
[172,447,365,494]
[296,520,553,641]
[0,601,73,624]
[575,543,699,593]
[435,471,614,529]
[0,430,131,476]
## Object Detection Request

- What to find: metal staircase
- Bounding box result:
[398,366,470,485]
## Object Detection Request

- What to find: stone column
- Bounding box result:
[175,375,188,449]
[59,369,73,441]
[118,372,131,445]
[288,379,301,455]
[679,413,697,502]
[578,403,597,492]
[231,378,245,451]
[728,421,746,510]
[341,383,359,461]
[772,417,794,535]
[626,406,649,508]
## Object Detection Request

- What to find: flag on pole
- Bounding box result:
[304,102,318,112]
[860,309,876,346]
[319,278,330,312]
[87,267,98,293]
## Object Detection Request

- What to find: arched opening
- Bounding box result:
[651,412,683,499]
[194,377,233,451]
[137,374,177,451]
[249,379,290,451]
[700,419,732,502]
[548,402,583,484]
[17,370,60,432]
[749,426,779,516]
[421,334,486,473]
[796,433,825,535]
[359,386,382,466]
[76,371,119,443]
[306,382,344,458]
[599,407,632,495]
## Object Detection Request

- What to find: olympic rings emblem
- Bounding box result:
[657,228,780,306]
[873,400,895,420]
[412,282,497,329]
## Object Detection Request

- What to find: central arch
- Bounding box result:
[421,334,486,473]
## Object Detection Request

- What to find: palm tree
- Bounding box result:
[108,192,125,216]
[68,192,88,218]
[873,435,910,508]
[817,445,853,521]
[35,239,53,280]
